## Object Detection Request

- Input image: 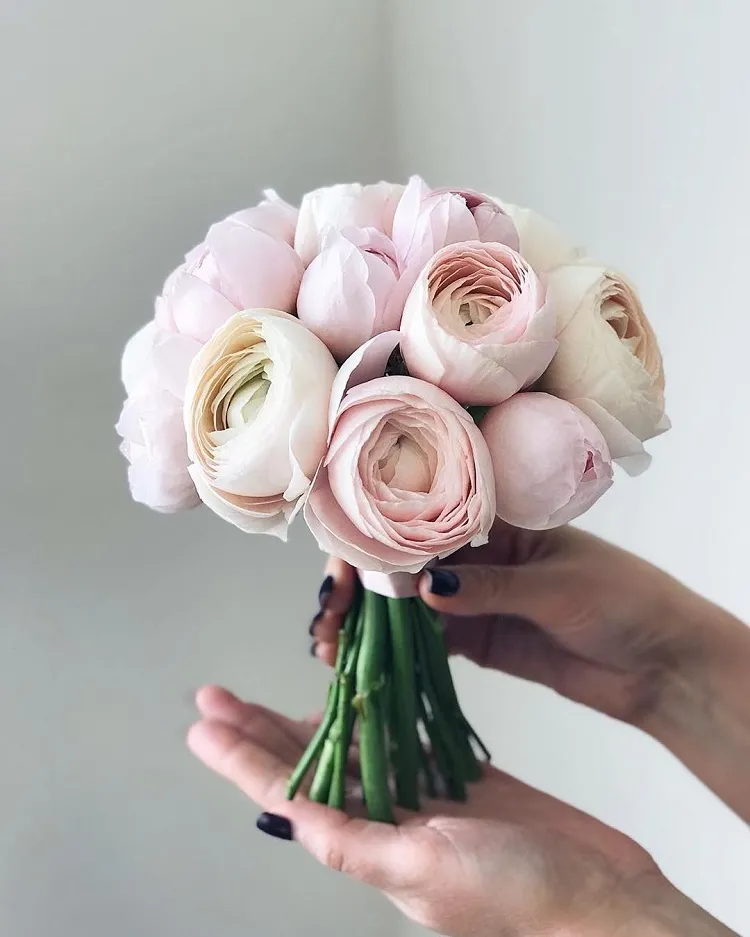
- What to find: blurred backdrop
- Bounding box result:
[2,1,748,935]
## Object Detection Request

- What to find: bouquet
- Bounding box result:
[117,178,668,822]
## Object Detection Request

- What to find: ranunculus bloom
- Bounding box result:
[481,393,613,529]
[226,189,298,245]
[498,202,584,274]
[116,321,202,513]
[294,181,404,266]
[539,264,668,474]
[399,241,557,406]
[305,337,496,573]
[296,227,401,361]
[184,310,338,539]
[391,176,519,270]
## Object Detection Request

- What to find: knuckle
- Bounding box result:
[319,842,348,876]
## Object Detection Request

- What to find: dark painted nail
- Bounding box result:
[309,639,318,657]
[308,610,323,636]
[427,568,460,596]
[256,812,293,841]
[318,575,334,608]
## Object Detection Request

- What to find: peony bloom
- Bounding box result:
[155,203,303,344]
[294,181,404,266]
[296,227,401,361]
[305,334,496,573]
[481,393,613,529]
[391,176,519,270]
[399,241,557,406]
[226,189,298,245]
[116,321,202,513]
[184,310,337,539]
[539,264,668,474]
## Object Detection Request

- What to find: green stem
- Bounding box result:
[356,591,394,824]
[414,612,467,800]
[387,597,420,810]
[416,601,483,781]
[287,586,361,802]
[286,681,339,801]
[328,607,364,809]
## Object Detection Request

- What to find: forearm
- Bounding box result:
[646,591,750,822]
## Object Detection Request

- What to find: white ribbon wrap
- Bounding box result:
[357,570,421,599]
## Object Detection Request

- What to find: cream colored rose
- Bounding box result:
[183,309,338,538]
[539,264,668,473]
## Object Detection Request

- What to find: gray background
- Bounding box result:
[2,1,749,935]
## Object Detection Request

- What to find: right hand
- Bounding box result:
[311,522,698,728]
[312,522,750,821]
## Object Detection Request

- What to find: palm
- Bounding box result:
[190,686,654,878]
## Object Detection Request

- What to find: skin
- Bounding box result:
[188,523,749,936]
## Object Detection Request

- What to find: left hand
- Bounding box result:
[188,686,730,937]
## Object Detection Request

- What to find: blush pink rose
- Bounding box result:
[305,336,496,573]
[481,393,613,529]
[294,181,404,266]
[156,207,304,343]
[296,227,401,361]
[116,321,202,513]
[399,241,557,406]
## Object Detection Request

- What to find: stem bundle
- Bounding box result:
[287,587,489,821]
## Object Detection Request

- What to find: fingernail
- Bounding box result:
[308,610,323,636]
[318,575,334,608]
[427,569,460,596]
[256,812,293,841]
[309,639,318,658]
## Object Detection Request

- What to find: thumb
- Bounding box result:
[268,800,428,893]
[418,563,561,625]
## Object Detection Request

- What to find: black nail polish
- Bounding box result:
[309,639,318,657]
[427,568,460,596]
[256,812,293,841]
[308,610,323,636]
[318,575,334,608]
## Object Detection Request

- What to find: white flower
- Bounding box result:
[183,310,338,539]
[540,263,668,474]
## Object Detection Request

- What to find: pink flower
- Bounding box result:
[296,227,401,361]
[481,393,613,529]
[399,241,557,406]
[391,176,519,270]
[116,321,202,513]
[305,334,496,573]
[184,310,338,540]
[226,189,298,245]
[156,208,304,343]
[294,182,404,266]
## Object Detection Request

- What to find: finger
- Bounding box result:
[310,557,356,647]
[195,686,316,756]
[312,640,338,668]
[188,718,295,807]
[260,798,429,893]
[442,613,577,682]
[418,563,562,626]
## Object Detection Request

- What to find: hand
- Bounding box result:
[312,523,750,821]
[312,523,692,725]
[188,686,732,937]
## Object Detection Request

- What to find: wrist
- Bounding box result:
[643,585,750,820]
[571,873,738,937]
